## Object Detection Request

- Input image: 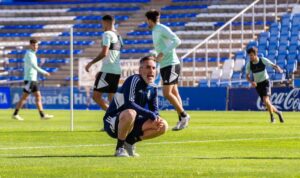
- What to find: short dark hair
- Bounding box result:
[102,14,114,22]
[247,47,258,55]
[29,39,38,44]
[140,56,156,65]
[145,9,160,23]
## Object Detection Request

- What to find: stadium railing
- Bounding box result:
[179,0,281,86]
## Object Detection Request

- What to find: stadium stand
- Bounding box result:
[0,0,299,88]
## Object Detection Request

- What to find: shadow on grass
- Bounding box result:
[7,155,115,158]
[194,157,300,160]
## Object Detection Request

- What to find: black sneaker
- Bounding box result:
[277,111,285,123]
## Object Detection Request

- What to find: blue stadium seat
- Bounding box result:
[290,25,300,36]
[267,67,275,75]
[160,13,197,19]
[45,59,69,64]
[273,73,285,81]
[258,32,269,45]
[279,34,289,43]
[246,41,258,49]
[240,81,250,87]
[69,7,140,12]
[162,5,208,10]
[60,31,103,37]
[258,49,267,57]
[268,43,278,53]
[127,31,151,36]
[269,35,278,44]
[278,45,288,54]
[43,67,58,73]
[231,72,241,80]
[121,48,150,53]
[287,52,297,61]
[65,76,79,81]
[286,59,297,74]
[0,32,31,37]
[199,79,209,87]
[138,22,185,28]
[281,13,292,26]
[292,14,300,25]
[267,50,277,62]
[9,58,24,63]
[257,53,264,58]
[73,24,102,29]
[10,76,23,81]
[210,79,219,87]
[290,35,299,45]
[288,44,298,54]
[2,24,44,29]
[123,39,152,45]
[270,22,281,31]
[75,15,129,21]
[280,25,291,35]
[219,80,231,87]
[235,51,245,59]
[230,81,240,88]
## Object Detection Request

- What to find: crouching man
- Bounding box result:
[103,56,168,157]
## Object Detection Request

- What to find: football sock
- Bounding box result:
[39,111,45,117]
[180,111,187,118]
[13,109,19,116]
[126,136,141,145]
[116,139,125,150]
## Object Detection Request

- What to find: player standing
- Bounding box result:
[145,9,190,131]
[85,14,123,111]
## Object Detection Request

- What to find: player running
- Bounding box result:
[246,47,285,123]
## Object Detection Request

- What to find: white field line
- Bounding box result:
[0,136,300,151]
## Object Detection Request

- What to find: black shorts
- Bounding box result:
[23,81,39,93]
[103,112,148,140]
[93,72,120,93]
[255,80,271,100]
[160,64,181,85]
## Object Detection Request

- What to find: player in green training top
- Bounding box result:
[246,47,285,123]
[145,9,190,131]
[12,39,54,121]
[85,15,123,112]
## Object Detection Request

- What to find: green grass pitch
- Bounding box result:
[0,110,300,177]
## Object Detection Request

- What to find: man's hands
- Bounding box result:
[153,116,165,131]
[251,81,257,87]
[44,72,50,77]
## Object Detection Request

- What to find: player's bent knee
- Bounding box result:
[119,109,137,122]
